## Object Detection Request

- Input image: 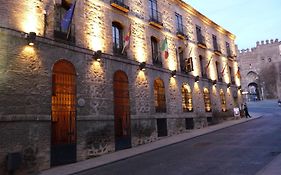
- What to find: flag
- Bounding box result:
[205,55,213,71]
[236,67,241,79]
[61,1,76,31]
[122,24,131,54]
[221,63,227,75]
[161,37,169,59]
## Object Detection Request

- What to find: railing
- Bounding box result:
[152,51,162,67]
[113,45,126,56]
[54,22,76,43]
[149,9,163,27]
[227,49,234,58]
[110,0,129,13]
[214,44,221,53]
[176,24,186,38]
[197,34,206,47]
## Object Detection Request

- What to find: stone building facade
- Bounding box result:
[237,39,281,101]
[0,0,242,174]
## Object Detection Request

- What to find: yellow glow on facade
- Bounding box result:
[137,70,146,80]
[169,77,177,87]
[193,82,200,92]
[20,45,41,68]
[233,62,241,86]
[88,21,105,51]
[133,23,147,63]
[20,1,43,34]
[168,59,176,71]
[89,60,103,75]
[85,0,106,51]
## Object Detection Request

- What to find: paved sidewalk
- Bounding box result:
[39,114,262,175]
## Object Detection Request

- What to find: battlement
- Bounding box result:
[239,38,280,54]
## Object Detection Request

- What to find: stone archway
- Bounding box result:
[248,82,260,101]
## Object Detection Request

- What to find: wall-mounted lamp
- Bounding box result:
[25,32,36,46]
[212,80,217,86]
[171,70,176,78]
[195,76,199,83]
[139,62,146,71]
[227,83,231,88]
[93,50,102,61]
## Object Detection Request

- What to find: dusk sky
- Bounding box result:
[185,0,281,50]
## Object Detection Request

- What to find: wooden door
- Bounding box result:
[51,60,76,166]
[114,71,131,150]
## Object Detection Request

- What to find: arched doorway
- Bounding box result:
[203,88,211,112]
[181,84,193,112]
[248,82,260,101]
[220,89,227,112]
[154,78,166,113]
[51,59,76,166]
[113,70,131,150]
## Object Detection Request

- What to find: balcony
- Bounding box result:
[152,52,163,67]
[176,25,187,39]
[214,44,222,55]
[110,0,129,13]
[149,10,163,29]
[113,45,127,57]
[227,50,236,59]
[197,35,207,49]
[54,23,75,44]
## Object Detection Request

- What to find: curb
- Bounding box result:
[39,116,262,175]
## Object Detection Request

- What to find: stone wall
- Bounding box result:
[0,0,242,174]
[237,39,281,100]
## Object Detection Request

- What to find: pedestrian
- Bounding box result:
[244,103,251,118]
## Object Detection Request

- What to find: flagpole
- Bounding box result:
[188,48,192,57]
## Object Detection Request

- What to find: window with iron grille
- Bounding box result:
[203,88,212,112]
[151,37,162,66]
[54,3,75,43]
[112,22,124,55]
[182,84,193,112]
[196,25,205,45]
[175,13,184,34]
[226,42,232,57]
[149,0,162,25]
[212,35,220,52]
[154,78,166,113]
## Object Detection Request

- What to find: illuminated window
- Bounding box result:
[154,78,166,113]
[112,22,124,55]
[203,88,212,112]
[220,89,227,112]
[182,84,193,112]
